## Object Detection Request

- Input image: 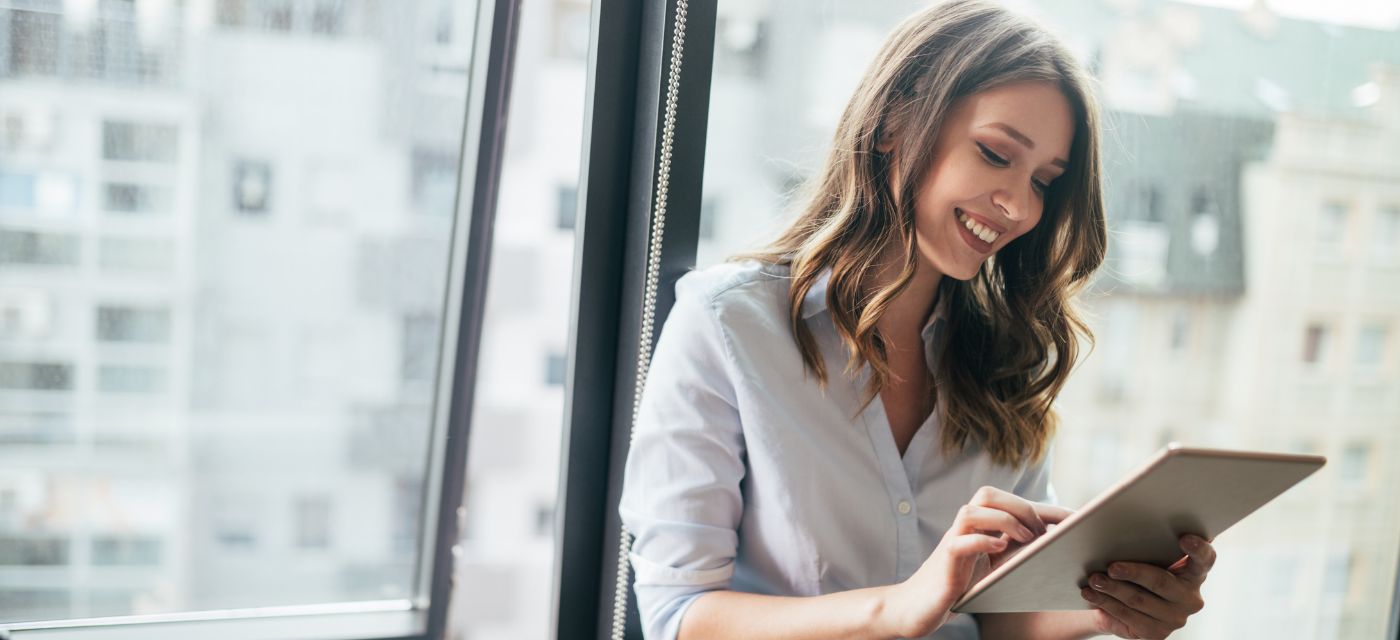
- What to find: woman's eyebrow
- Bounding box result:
[985,122,1069,168]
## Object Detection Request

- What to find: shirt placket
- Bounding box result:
[857,368,925,584]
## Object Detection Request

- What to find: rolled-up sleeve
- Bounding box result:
[618,272,747,640]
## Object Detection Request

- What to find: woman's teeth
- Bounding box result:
[957,210,1000,243]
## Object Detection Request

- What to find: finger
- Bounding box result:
[967,486,1050,535]
[1032,502,1076,526]
[1086,606,1138,639]
[954,504,1037,543]
[948,532,1008,558]
[1082,585,1174,639]
[1087,572,1187,629]
[1106,562,1196,606]
[1176,535,1217,583]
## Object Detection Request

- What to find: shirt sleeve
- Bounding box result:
[618,272,747,640]
[1011,443,1059,506]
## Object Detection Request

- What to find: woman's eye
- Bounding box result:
[976,142,1009,167]
[1032,179,1050,195]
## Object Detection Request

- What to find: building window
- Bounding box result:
[0,172,36,209]
[1301,323,1329,366]
[533,501,554,538]
[233,160,273,214]
[213,497,260,550]
[1373,206,1400,260]
[0,536,69,565]
[401,314,440,384]
[103,183,171,215]
[1169,308,1190,353]
[545,350,567,386]
[0,230,80,266]
[294,496,332,549]
[97,365,169,394]
[0,361,74,391]
[1317,201,1348,248]
[7,10,62,76]
[1130,184,1163,223]
[1323,553,1353,598]
[1339,442,1368,484]
[95,305,172,343]
[102,121,179,163]
[555,185,578,230]
[91,536,162,566]
[1355,324,1387,370]
[698,198,719,242]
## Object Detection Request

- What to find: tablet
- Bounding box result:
[951,443,1326,613]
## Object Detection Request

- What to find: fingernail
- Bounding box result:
[1108,564,1126,578]
[1184,536,1201,550]
[1019,525,1034,542]
[1091,575,1107,589]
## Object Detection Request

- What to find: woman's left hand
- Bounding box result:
[1080,534,1216,639]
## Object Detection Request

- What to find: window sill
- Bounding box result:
[3,600,425,640]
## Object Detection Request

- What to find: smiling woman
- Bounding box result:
[669,0,1400,639]
[615,1,1151,639]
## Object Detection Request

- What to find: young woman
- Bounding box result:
[618,1,1216,638]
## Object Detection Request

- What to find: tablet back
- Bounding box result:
[953,445,1326,613]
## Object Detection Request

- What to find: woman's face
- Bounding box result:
[893,80,1075,281]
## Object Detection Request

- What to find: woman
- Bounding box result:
[618,1,1216,638]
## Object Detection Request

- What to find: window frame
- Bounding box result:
[549,0,717,637]
[0,0,522,637]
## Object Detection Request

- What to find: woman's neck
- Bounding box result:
[872,245,944,345]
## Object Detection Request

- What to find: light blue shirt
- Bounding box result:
[619,260,1057,640]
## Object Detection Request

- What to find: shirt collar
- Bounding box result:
[799,267,953,341]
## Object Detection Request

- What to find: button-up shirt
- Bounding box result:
[619,259,1057,640]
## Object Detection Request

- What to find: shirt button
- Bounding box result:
[897,500,912,515]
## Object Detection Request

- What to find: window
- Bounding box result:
[410,148,458,215]
[1339,442,1369,485]
[1302,323,1329,367]
[0,169,70,211]
[91,536,162,566]
[555,184,578,230]
[1374,205,1400,260]
[103,183,171,215]
[97,365,168,394]
[102,122,179,163]
[232,160,273,214]
[1355,323,1387,370]
[0,230,80,266]
[545,350,567,386]
[0,361,74,391]
[95,306,171,343]
[0,537,69,566]
[1317,200,1348,249]
[2,0,494,631]
[401,314,440,385]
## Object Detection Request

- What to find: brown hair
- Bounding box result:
[738,0,1107,468]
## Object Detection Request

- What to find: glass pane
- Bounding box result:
[697,1,1400,638]
[1,0,477,623]
[448,0,590,638]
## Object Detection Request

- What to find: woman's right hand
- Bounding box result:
[882,486,1075,638]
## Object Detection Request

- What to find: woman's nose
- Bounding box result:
[992,186,1031,222]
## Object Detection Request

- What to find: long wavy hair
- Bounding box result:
[739,0,1107,469]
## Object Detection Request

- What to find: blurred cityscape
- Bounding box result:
[0,1,1396,640]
